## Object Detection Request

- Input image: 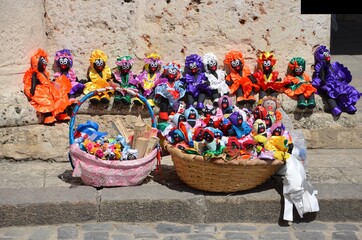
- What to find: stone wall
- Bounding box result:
[5,0,359,163]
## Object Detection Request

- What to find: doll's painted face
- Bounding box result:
[193,127,204,141]
[262,59,272,73]
[189,61,198,74]
[272,126,282,136]
[207,59,217,72]
[166,67,177,81]
[171,130,183,143]
[203,130,214,143]
[253,119,266,134]
[38,56,47,72]
[231,59,242,72]
[58,57,70,71]
[322,51,331,63]
[120,62,132,74]
[149,60,159,73]
[203,105,215,118]
[214,130,223,139]
[221,96,230,111]
[293,65,303,76]
[94,58,105,73]
[263,99,277,112]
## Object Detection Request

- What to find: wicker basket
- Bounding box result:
[164,142,284,193]
[68,87,160,187]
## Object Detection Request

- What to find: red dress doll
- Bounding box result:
[252,51,290,102]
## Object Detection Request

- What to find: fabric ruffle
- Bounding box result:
[205,70,229,96]
[283,74,316,98]
[182,73,211,97]
[253,71,289,91]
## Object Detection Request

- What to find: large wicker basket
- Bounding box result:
[164,142,284,193]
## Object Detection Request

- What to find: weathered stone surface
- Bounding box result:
[1,0,329,105]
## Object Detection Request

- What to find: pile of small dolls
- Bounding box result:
[23,45,361,126]
[160,95,294,162]
[73,120,138,160]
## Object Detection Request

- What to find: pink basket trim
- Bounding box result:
[70,144,157,187]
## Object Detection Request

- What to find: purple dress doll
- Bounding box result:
[181,54,212,111]
[53,49,85,100]
[312,45,361,116]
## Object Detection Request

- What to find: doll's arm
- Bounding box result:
[30,73,40,96]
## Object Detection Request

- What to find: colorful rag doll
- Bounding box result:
[265,122,291,161]
[131,53,167,107]
[224,50,260,105]
[252,51,290,101]
[53,49,84,101]
[259,96,283,129]
[283,57,317,110]
[227,111,252,139]
[23,48,72,125]
[202,52,229,106]
[181,54,211,111]
[217,95,234,116]
[154,61,186,121]
[312,45,361,116]
[83,49,114,104]
[202,128,226,159]
[111,55,138,105]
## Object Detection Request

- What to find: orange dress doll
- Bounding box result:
[23,48,72,125]
[223,50,259,105]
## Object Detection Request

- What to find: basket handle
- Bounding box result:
[69,86,157,145]
[68,86,161,169]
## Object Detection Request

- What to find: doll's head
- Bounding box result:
[54,49,73,72]
[193,127,204,141]
[253,106,267,121]
[228,111,244,127]
[257,51,276,74]
[203,129,215,143]
[202,52,218,73]
[115,55,134,74]
[89,49,108,73]
[314,45,330,64]
[253,119,267,135]
[184,106,199,127]
[31,48,48,72]
[288,57,305,76]
[202,104,216,118]
[260,96,280,112]
[218,95,233,113]
[169,129,185,144]
[144,53,162,73]
[224,50,245,73]
[185,54,204,75]
[171,113,186,128]
[162,61,182,81]
[270,122,285,136]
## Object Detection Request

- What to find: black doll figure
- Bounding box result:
[53,49,84,101]
[181,54,212,111]
[312,45,361,116]
[202,52,229,107]
[154,61,186,121]
[111,55,138,105]
[83,49,114,104]
[224,50,260,105]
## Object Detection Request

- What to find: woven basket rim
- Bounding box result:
[163,142,285,167]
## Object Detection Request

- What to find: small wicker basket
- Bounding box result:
[164,142,284,193]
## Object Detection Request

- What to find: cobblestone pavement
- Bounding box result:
[0,221,361,240]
